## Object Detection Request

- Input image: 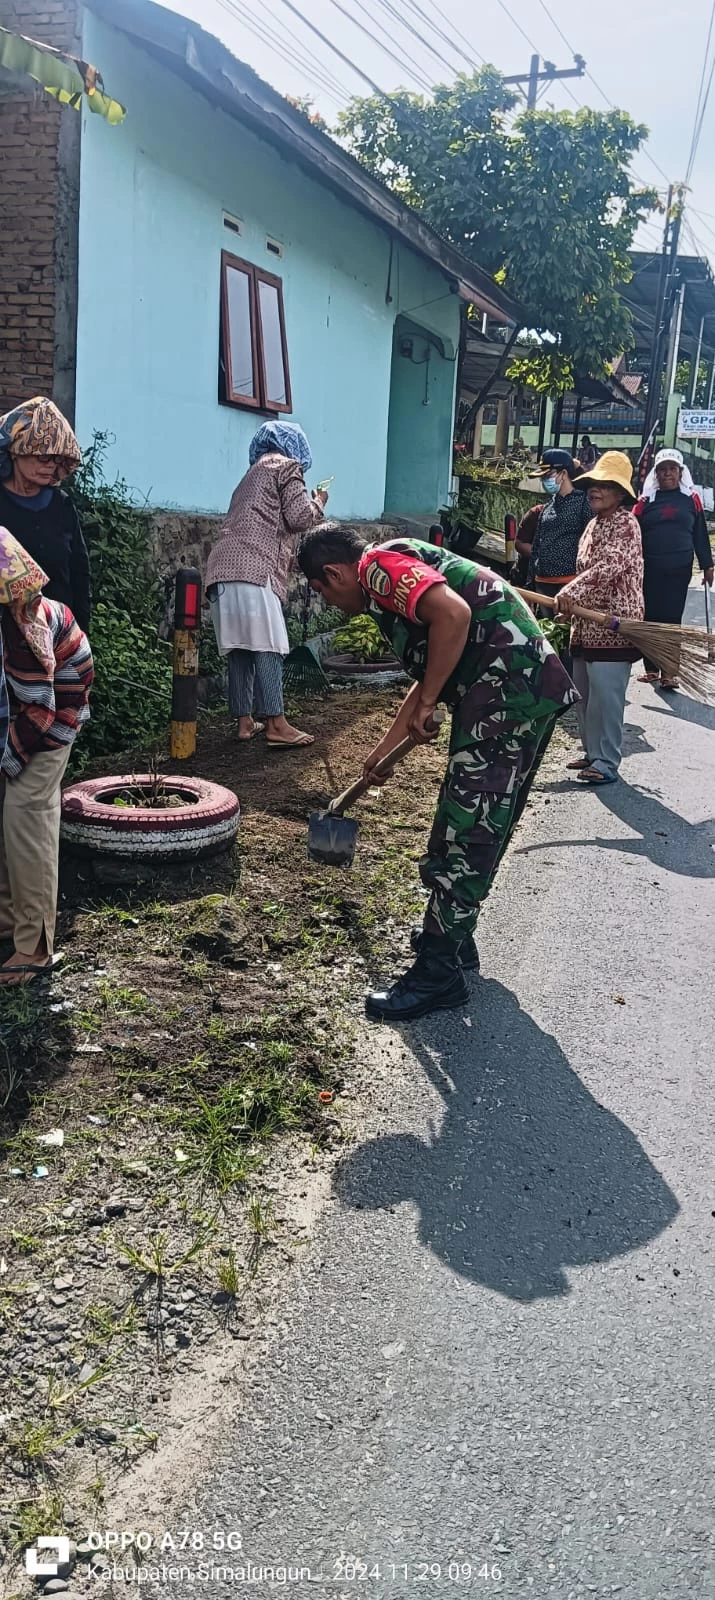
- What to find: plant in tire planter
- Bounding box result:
[324,615,399,676]
[61,773,240,879]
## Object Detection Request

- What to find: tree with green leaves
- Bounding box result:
[338,71,656,392]
[675,357,709,405]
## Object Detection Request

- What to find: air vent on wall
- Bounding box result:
[266,237,284,258]
[223,211,242,236]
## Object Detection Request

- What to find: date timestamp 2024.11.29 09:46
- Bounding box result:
[332,1560,504,1583]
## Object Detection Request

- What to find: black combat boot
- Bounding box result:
[410,924,480,972]
[365,932,468,1022]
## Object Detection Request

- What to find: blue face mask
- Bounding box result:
[542,476,559,495]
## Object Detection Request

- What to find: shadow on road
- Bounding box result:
[522,779,715,879]
[335,979,679,1303]
[647,691,715,733]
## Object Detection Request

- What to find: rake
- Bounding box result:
[517,588,715,704]
[282,580,330,696]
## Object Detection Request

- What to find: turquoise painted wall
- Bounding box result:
[76,12,461,518]
[384,318,456,518]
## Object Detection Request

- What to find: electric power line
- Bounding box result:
[214,0,353,105]
[332,0,440,92]
[493,0,540,57]
[686,0,715,183]
[271,0,400,98]
[370,0,480,81]
[323,0,436,91]
[689,208,715,247]
[686,66,715,188]
[400,0,484,71]
[532,0,673,189]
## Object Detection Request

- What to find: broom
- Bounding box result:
[517,588,715,704]
[282,580,330,695]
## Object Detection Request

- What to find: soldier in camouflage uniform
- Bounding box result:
[298,525,579,1021]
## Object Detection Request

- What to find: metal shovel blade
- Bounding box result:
[307,810,359,867]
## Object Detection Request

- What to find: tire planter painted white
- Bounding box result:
[61,775,240,865]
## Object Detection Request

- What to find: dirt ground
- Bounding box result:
[0,685,453,1591]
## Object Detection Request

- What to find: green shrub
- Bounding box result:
[286,602,345,648]
[198,618,223,680]
[69,435,172,761]
[539,615,571,654]
[332,614,388,661]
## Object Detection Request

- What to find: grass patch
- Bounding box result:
[217,1248,241,1298]
[6,1491,64,1554]
[84,1302,138,1347]
[180,1061,314,1191]
[97,981,152,1018]
[9,1231,43,1256]
[117,1222,216,1282]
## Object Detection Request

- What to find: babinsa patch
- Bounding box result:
[364,559,391,598]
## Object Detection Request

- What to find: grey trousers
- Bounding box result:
[571,658,632,781]
[228,649,284,719]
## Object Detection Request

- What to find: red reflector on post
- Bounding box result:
[183,582,200,629]
[174,567,202,631]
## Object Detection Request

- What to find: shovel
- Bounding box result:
[308,709,446,867]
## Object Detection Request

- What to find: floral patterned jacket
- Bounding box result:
[559,507,644,661]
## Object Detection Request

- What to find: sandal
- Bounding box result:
[237,722,265,742]
[266,732,315,749]
[659,678,679,691]
[0,952,64,987]
[637,672,659,683]
[566,757,591,770]
[576,767,616,786]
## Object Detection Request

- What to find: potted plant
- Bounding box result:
[61,754,240,881]
[323,615,400,676]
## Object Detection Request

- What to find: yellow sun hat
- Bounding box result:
[573,450,636,502]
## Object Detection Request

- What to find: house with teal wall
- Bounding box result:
[0,0,516,528]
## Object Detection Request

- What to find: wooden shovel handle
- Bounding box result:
[517,587,611,627]
[329,708,446,817]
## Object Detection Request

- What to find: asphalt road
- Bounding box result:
[154,586,714,1600]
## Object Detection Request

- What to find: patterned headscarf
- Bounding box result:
[248,422,312,472]
[0,396,82,483]
[0,528,55,679]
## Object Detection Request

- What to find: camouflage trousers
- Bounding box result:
[421,707,557,946]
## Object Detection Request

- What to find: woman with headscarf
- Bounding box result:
[0,528,93,984]
[207,422,327,748]
[0,397,91,633]
[633,448,714,688]
[555,452,644,786]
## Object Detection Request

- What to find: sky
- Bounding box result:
[168,0,715,266]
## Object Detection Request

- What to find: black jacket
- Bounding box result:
[527,489,592,584]
[0,483,91,633]
[634,489,712,575]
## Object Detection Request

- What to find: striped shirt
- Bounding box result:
[1,600,94,778]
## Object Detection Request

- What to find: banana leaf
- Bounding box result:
[0,25,125,124]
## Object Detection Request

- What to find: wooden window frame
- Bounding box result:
[220,250,292,414]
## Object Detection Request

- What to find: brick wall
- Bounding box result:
[0,0,80,415]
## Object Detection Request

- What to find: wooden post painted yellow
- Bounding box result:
[170,569,203,759]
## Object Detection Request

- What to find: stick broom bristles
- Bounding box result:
[516,589,715,704]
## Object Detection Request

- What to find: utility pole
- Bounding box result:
[641,183,686,449]
[503,54,586,110]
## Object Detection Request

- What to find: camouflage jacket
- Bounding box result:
[358,540,578,720]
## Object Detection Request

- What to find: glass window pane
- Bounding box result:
[258,279,288,405]
[225,266,255,399]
